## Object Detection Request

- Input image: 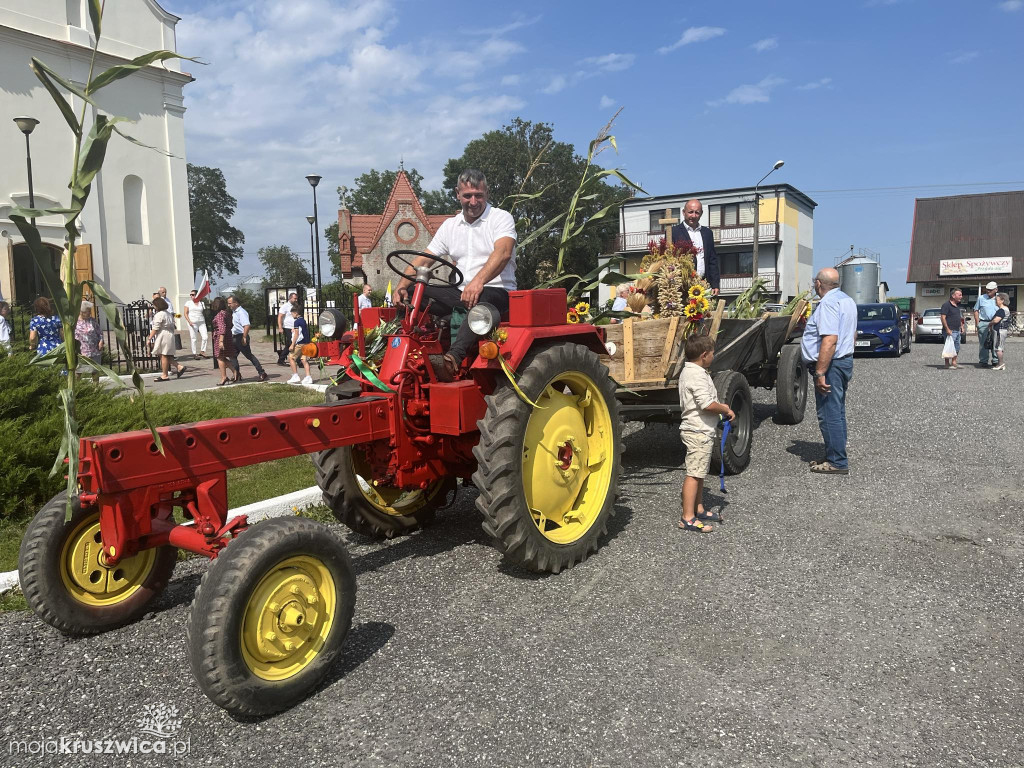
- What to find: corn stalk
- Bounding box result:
[8,0,200,517]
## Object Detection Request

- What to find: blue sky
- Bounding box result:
[168,0,1024,295]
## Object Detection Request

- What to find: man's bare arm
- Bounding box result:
[816,335,837,376]
[460,237,516,309]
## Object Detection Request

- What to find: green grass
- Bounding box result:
[0,383,324,573]
[0,588,27,612]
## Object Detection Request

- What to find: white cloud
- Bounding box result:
[580,53,636,72]
[950,51,980,64]
[175,0,525,278]
[541,75,568,94]
[599,95,615,109]
[797,77,833,90]
[658,26,726,54]
[998,0,1021,10]
[708,76,786,106]
[462,15,543,35]
[752,37,778,53]
[501,74,521,86]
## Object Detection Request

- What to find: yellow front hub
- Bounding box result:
[241,556,337,681]
[59,514,157,606]
[522,372,614,544]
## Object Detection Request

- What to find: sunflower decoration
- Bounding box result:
[698,296,711,313]
[683,302,699,320]
[688,285,705,300]
[574,301,590,315]
[567,308,581,324]
[491,327,509,344]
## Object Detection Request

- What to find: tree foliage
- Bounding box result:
[258,245,312,288]
[442,117,630,289]
[187,164,245,278]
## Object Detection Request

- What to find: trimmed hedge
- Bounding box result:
[0,352,238,521]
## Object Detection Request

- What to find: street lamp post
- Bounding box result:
[14,117,40,226]
[751,159,785,288]
[306,174,323,300]
[305,215,316,283]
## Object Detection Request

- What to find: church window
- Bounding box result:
[123,175,149,245]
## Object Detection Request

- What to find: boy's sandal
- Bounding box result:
[678,517,713,533]
[695,508,723,523]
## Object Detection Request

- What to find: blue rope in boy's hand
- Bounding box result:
[719,419,731,493]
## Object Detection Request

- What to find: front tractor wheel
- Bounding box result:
[472,342,621,573]
[187,516,355,718]
[18,492,177,635]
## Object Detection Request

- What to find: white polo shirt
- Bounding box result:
[426,203,518,289]
[279,301,294,330]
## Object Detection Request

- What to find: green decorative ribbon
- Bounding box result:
[497,355,545,409]
[350,352,394,393]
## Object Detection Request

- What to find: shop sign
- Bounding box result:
[939,257,1012,276]
[920,285,945,296]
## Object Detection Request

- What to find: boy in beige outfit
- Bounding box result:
[677,334,735,533]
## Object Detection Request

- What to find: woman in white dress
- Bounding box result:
[147,297,186,381]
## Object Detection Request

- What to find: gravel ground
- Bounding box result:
[2,346,1022,768]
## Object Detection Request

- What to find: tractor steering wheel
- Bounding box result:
[385,250,464,290]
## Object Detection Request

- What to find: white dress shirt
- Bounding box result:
[426,203,518,289]
[232,306,250,335]
[683,224,706,278]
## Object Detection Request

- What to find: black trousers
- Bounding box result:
[417,285,510,363]
[233,333,266,375]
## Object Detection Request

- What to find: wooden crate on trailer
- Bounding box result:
[600,316,683,386]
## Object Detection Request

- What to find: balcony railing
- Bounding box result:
[718,272,779,295]
[607,222,779,253]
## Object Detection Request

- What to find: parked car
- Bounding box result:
[855,303,911,356]
[915,307,947,342]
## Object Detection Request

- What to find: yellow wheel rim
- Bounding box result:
[241,555,337,681]
[59,513,158,606]
[522,371,615,544]
[352,451,442,516]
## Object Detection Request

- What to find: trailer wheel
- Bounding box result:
[187,517,355,717]
[314,388,445,538]
[473,342,621,573]
[18,492,176,635]
[710,371,753,475]
[775,344,808,425]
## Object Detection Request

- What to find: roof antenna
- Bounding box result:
[399,156,404,171]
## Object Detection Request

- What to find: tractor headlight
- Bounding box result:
[468,303,501,336]
[318,308,349,339]
[879,326,894,334]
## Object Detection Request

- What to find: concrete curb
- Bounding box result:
[0,485,325,596]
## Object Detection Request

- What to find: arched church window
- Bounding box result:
[123,175,149,245]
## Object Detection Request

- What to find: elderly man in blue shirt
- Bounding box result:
[973,281,999,367]
[801,268,857,474]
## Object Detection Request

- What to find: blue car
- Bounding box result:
[855,303,911,357]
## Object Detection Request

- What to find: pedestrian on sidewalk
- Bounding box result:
[802,268,857,475]
[183,289,209,359]
[147,297,186,382]
[75,301,104,381]
[940,288,965,369]
[287,305,313,385]
[974,281,999,368]
[990,292,1009,371]
[277,291,298,366]
[211,296,238,386]
[228,295,268,382]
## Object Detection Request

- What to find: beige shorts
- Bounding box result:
[681,431,714,479]
[289,346,306,362]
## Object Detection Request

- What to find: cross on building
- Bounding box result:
[658,208,678,244]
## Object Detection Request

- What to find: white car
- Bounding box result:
[915,308,947,341]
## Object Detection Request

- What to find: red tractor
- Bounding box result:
[18,251,622,717]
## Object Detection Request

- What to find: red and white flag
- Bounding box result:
[194,270,211,301]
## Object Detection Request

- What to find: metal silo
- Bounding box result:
[838,257,881,304]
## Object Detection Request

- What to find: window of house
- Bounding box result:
[648,207,680,233]
[123,175,149,245]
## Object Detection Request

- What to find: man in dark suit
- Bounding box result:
[670,199,720,295]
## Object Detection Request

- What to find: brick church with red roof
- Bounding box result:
[336,170,454,286]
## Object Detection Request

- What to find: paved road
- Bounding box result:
[2,348,1022,767]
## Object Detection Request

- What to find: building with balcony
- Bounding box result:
[604,184,817,303]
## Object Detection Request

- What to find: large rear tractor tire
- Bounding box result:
[775,344,808,425]
[314,387,446,538]
[18,492,177,635]
[710,370,753,475]
[187,516,355,718]
[472,342,621,573]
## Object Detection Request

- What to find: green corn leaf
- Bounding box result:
[516,212,565,250]
[88,51,203,94]
[29,59,81,136]
[32,58,100,111]
[87,0,102,39]
[8,205,79,219]
[111,124,176,157]
[57,388,81,520]
[590,309,637,323]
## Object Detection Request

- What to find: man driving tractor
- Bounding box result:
[392,168,517,380]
